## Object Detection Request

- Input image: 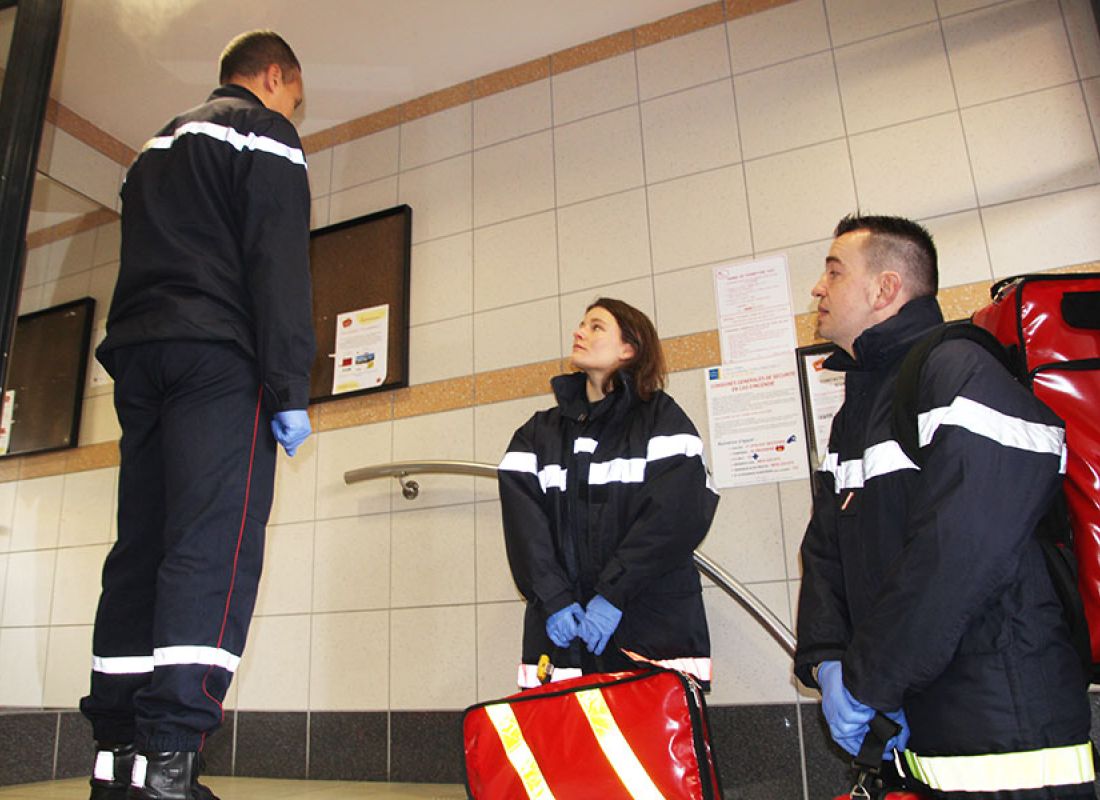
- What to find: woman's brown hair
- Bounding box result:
[587,297,667,401]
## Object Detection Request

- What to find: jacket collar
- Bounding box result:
[208,83,265,107]
[551,370,640,422]
[824,295,945,372]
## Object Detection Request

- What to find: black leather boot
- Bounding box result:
[89,743,136,800]
[127,751,219,800]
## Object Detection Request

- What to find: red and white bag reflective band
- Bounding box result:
[464,669,721,800]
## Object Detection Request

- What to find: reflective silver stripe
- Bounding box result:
[143,120,307,167]
[517,663,583,689]
[589,457,646,485]
[904,743,1094,792]
[918,396,1067,473]
[620,650,712,682]
[499,451,537,474]
[574,437,598,454]
[538,464,567,492]
[92,655,154,674]
[154,645,241,672]
[820,440,919,492]
[646,434,704,461]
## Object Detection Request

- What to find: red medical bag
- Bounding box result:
[971,273,1100,668]
[463,668,721,799]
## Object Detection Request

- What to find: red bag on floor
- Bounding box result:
[463,668,722,799]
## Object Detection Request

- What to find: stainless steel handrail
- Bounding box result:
[345,460,797,657]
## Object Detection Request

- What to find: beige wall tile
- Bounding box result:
[236,614,311,711]
[551,52,639,126]
[779,477,812,577]
[409,316,474,385]
[745,139,858,251]
[474,298,562,375]
[557,188,652,293]
[648,166,752,274]
[43,624,93,708]
[850,112,977,220]
[331,128,400,194]
[306,147,333,199]
[12,476,63,551]
[398,155,472,244]
[825,0,937,47]
[936,0,1003,16]
[254,522,314,617]
[983,184,1100,276]
[410,232,473,325]
[312,515,390,613]
[473,211,559,312]
[1062,0,1100,79]
[554,106,645,206]
[2,550,56,626]
[473,393,554,501]
[835,23,957,134]
[391,504,475,607]
[473,79,552,149]
[45,129,124,211]
[0,627,48,706]
[760,238,832,315]
[473,131,555,228]
[310,610,390,710]
[963,84,1100,206]
[641,79,740,183]
[0,482,16,552]
[392,407,476,510]
[476,600,525,701]
[59,468,115,547]
[636,25,732,101]
[922,209,993,288]
[943,0,1077,107]
[399,104,472,171]
[315,422,393,521]
[50,543,108,625]
[655,264,722,338]
[707,483,789,583]
[329,176,399,226]
[727,0,830,74]
[735,51,845,160]
[77,392,121,447]
[270,434,319,526]
[390,605,476,710]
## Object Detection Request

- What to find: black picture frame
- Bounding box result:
[795,341,842,474]
[1,296,95,457]
[308,204,412,404]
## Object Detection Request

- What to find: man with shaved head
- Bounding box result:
[795,214,1094,797]
[82,30,316,800]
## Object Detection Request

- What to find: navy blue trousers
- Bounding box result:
[80,340,276,752]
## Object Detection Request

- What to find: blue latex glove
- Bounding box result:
[272,409,311,457]
[817,660,876,756]
[546,602,584,648]
[578,595,623,655]
[881,708,910,759]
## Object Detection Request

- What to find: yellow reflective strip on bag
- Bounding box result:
[574,688,665,800]
[905,743,1094,792]
[484,703,556,800]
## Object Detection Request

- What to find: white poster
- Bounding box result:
[713,255,797,364]
[704,356,809,488]
[332,304,389,395]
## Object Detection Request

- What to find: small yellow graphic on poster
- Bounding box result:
[333,304,389,395]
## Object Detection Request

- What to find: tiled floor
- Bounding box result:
[0,778,467,799]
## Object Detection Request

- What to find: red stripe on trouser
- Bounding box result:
[199,384,263,748]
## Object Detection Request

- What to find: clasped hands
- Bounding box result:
[546,595,622,655]
[818,660,909,760]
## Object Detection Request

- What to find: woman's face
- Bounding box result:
[570,306,634,377]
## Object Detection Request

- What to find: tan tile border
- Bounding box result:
[635,2,726,48]
[14,262,1099,483]
[473,58,551,100]
[400,81,475,124]
[551,30,636,75]
[26,207,119,251]
[46,98,137,166]
[725,0,798,20]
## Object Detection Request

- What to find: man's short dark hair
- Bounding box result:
[219,30,300,85]
[834,214,938,297]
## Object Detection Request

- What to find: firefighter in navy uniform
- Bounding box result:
[499,298,718,689]
[81,31,316,800]
[795,215,1095,798]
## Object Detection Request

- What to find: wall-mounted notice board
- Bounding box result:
[0,296,95,457]
[308,205,411,404]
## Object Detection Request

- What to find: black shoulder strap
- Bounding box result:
[892,322,1013,467]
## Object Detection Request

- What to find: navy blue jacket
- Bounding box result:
[795,297,1090,759]
[98,84,316,411]
[499,371,719,687]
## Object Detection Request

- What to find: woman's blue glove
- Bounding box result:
[882,708,910,759]
[578,595,622,655]
[546,602,584,648]
[272,409,311,456]
[817,660,876,756]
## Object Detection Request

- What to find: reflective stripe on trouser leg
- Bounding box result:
[904,743,1095,793]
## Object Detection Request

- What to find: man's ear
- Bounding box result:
[874,270,903,310]
[262,63,282,93]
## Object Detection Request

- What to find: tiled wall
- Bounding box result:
[3,0,1100,796]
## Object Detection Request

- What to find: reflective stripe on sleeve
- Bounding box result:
[918,396,1066,472]
[575,687,665,800]
[574,437,598,454]
[484,703,557,800]
[904,743,1094,793]
[143,120,307,167]
[820,440,919,492]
